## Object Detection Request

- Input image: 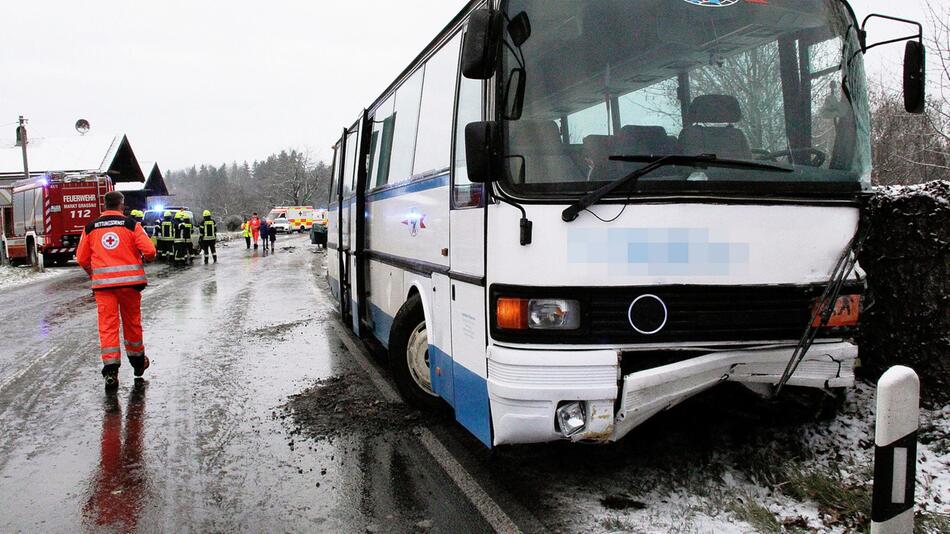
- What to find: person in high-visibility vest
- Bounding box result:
[158,211,175,262]
[200,210,218,264]
[75,191,156,391]
[250,213,262,250]
[241,218,252,250]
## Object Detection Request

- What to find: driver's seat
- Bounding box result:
[678,95,753,160]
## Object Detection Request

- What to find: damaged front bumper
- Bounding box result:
[487,341,856,446]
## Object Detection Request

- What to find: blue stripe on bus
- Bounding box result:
[429,345,455,408]
[453,362,492,447]
[370,303,393,349]
[361,303,492,448]
[366,173,449,203]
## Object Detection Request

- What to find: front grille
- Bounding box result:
[588,285,821,344]
[490,284,857,344]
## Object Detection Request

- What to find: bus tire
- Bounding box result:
[389,294,442,410]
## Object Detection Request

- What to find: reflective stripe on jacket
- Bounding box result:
[160,220,175,240]
[202,220,217,241]
[75,211,156,291]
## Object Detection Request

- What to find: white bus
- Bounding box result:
[327,0,925,447]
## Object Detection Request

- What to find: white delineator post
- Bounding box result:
[871,366,920,534]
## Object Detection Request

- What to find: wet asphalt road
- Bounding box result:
[0,235,504,534]
[0,234,857,534]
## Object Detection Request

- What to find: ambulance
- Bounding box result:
[266,206,316,233]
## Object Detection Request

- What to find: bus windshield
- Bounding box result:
[498,0,871,198]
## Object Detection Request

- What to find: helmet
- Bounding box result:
[131,210,143,218]
[203,210,212,217]
[164,211,173,218]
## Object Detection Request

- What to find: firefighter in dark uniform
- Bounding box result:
[159,211,175,262]
[174,212,194,266]
[200,210,218,264]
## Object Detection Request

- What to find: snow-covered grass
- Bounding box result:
[0,263,74,291]
[487,380,950,534]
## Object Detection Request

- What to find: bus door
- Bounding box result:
[447,63,492,446]
[327,139,343,309]
[340,121,361,331]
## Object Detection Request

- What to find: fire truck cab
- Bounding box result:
[1,173,111,268]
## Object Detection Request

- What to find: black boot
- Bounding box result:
[213,255,217,263]
[102,364,120,393]
[129,355,150,378]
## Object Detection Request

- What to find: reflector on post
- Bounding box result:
[871,366,919,534]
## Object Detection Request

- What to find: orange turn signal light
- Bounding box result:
[496,298,529,330]
[813,294,861,328]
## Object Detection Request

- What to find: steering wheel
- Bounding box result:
[767,148,827,168]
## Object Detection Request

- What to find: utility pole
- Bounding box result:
[16,116,30,180]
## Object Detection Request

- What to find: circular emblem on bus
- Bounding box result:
[101,232,121,250]
[627,294,668,335]
[683,0,740,7]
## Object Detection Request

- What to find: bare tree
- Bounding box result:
[923,0,950,145]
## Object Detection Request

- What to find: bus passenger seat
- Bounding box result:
[678,95,752,160]
[507,120,585,183]
[618,125,677,156]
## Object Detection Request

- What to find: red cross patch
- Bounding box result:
[101,231,120,250]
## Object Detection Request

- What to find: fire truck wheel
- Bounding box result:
[389,293,443,411]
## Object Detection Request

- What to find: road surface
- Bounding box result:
[2,234,926,534]
[0,235,531,533]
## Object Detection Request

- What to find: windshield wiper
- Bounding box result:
[561,154,793,223]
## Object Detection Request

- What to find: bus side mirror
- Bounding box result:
[462,9,504,80]
[465,121,499,183]
[903,41,926,114]
[504,68,526,120]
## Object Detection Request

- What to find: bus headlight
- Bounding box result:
[556,401,587,437]
[496,298,580,330]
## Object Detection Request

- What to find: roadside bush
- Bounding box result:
[858,180,950,406]
[225,215,244,232]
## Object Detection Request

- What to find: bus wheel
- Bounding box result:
[390,294,441,410]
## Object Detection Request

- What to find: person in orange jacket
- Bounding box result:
[250,213,262,250]
[76,191,158,392]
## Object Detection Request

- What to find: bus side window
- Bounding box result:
[413,33,463,176]
[388,68,425,184]
[452,35,485,209]
[369,95,395,189]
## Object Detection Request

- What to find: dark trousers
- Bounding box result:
[245,236,251,249]
[201,240,217,262]
[174,241,192,265]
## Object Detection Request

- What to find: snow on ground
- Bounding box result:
[586,382,950,533]
[0,264,74,291]
[488,380,949,534]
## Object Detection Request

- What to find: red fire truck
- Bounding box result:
[1,173,112,268]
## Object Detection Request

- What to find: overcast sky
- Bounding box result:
[0,0,933,171]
